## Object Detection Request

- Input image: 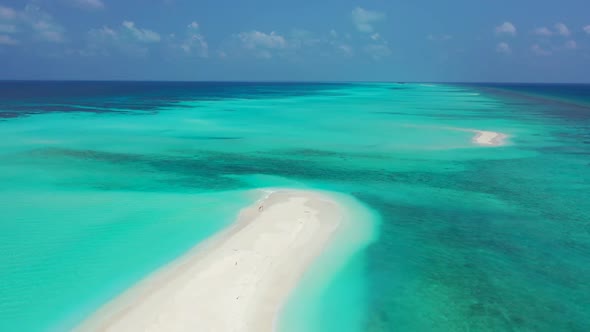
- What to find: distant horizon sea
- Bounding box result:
[1,81,589,331]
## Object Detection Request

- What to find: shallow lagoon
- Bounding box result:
[0,82,589,331]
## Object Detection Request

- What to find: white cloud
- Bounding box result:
[180,21,208,57]
[85,26,118,55]
[84,22,161,56]
[22,5,66,43]
[496,42,511,54]
[352,7,385,33]
[534,24,572,37]
[180,34,208,55]
[531,44,551,56]
[533,27,553,37]
[33,22,64,42]
[0,5,66,44]
[554,23,570,36]
[232,28,358,59]
[584,25,590,34]
[68,0,105,10]
[89,26,116,40]
[0,5,16,20]
[0,34,18,45]
[238,30,286,50]
[232,30,289,58]
[495,22,516,36]
[122,21,160,43]
[564,40,577,50]
[328,30,353,56]
[351,8,391,60]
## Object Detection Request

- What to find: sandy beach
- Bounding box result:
[472,130,508,146]
[76,189,345,332]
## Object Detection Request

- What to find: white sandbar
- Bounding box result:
[399,124,509,147]
[472,130,508,146]
[76,189,345,332]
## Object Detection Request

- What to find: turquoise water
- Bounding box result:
[0,82,589,331]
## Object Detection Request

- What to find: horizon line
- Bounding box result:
[0,80,589,85]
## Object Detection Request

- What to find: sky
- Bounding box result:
[0,0,589,82]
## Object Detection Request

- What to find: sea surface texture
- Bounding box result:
[0,82,589,331]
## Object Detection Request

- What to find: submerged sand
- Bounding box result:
[77,189,345,332]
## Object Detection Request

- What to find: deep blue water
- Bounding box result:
[0,81,349,118]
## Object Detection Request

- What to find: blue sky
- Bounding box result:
[0,0,589,82]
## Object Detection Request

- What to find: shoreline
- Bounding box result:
[76,189,347,332]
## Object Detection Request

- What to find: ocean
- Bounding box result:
[0,82,589,331]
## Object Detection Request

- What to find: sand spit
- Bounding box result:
[77,189,346,332]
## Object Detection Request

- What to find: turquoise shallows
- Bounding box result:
[0,82,589,331]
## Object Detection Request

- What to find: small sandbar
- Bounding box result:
[400,124,509,147]
[472,130,508,146]
[77,189,348,332]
